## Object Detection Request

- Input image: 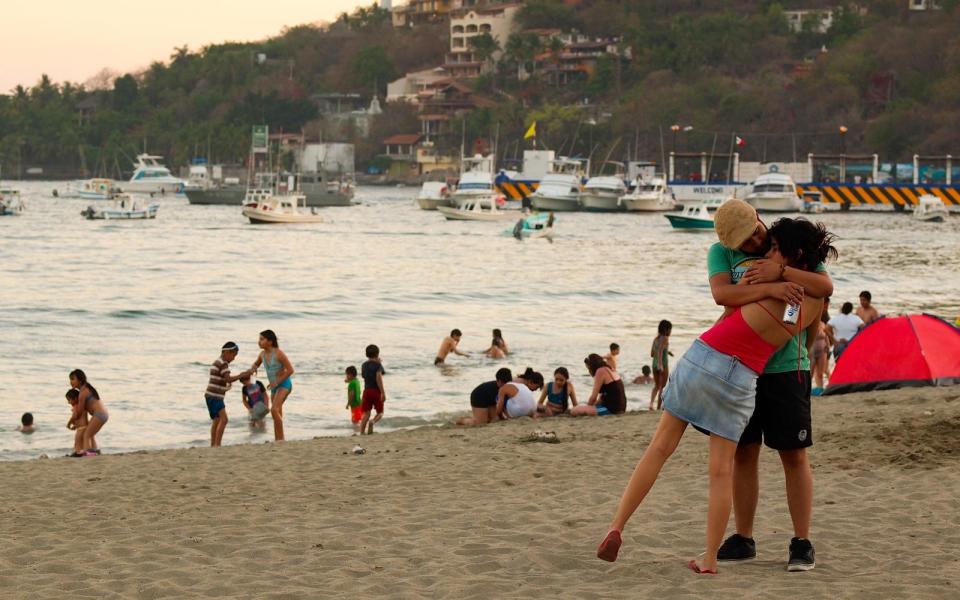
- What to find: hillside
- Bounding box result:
[1,1,958,177]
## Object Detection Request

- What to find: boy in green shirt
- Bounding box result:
[707,200,833,572]
[345,366,362,434]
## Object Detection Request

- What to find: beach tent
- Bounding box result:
[824,314,960,395]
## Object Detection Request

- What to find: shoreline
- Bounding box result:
[2,386,958,598]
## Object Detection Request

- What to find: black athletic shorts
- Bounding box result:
[739,370,812,450]
[470,380,499,409]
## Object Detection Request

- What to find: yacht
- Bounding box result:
[913,194,949,222]
[620,175,676,212]
[118,154,186,195]
[450,154,501,208]
[745,171,802,212]
[530,158,589,212]
[579,161,627,211]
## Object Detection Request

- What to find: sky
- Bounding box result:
[0,0,373,92]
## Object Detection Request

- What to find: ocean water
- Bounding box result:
[2,183,957,460]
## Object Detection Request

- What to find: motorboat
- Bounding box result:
[530,158,589,212]
[117,154,186,195]
[0,187,24,216]
[620,175,676,212]
[81,194,159,220]
[745,171,802,212]
[664,198,724,230]
[300,172,355,207]
[450,154,502,208]
[507,212,555,239]
[184,164,245,205]
[913,194,949,222]
[416,181,452,210]
[53,178,117,200]
[579,162,627,211]
[437,197,516,221]
[242,193,325,224]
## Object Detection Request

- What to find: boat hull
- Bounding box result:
[436,206,515,221]
[665,214,713,229]
[185,187,246,205]
[578,193,624,212]
[242,207,325,224]
[530,196,579,212]
[416,197,451,210]
[83,205,159,220]
[621,197,675,212]
[746,195,803,212]
[301,183,355,207]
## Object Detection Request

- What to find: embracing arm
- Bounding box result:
[710,273,805,308]
[743,259,834,298]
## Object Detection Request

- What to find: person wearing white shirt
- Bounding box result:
[827,302,864,359]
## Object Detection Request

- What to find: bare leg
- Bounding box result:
[780,448,813,539]
[271,387,291,441]
[656,368,668,410]
[732,442,761,539]
[213,411,228,447]
[607,412,689,532]
[359,411,371,435]
[649,377,659,410]
[83,415,106,451]
[210,418,218,447]
[695,434,738,573]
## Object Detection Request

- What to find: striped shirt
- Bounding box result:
[206,357,232,399]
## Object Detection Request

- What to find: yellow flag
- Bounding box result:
[524,121,536,140]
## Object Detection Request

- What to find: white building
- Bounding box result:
[783,9,834,33]
[908,0,941,10]
[446,3,520,78]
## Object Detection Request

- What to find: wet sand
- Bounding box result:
[1,386,958,599]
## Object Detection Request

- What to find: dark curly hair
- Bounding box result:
[767,217,838,272]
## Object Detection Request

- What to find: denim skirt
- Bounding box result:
[661,339,758,442]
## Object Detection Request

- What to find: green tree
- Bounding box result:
[468,33,501,72]
[113,75,139,110]
[351,45,396,95]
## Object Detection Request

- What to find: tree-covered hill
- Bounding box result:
[1,1,958,177]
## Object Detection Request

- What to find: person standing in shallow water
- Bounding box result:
[69,369,108,456]
[249,330,295,441]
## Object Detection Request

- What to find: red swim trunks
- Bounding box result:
[351,406,363,423]
[361,388,384,414]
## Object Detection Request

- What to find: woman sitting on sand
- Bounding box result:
[69,369,108,456]
[570,355,626,417]
[537,367,579,416]
[596,217,836,575]
[483,328,510,359]
[496,367,544,419]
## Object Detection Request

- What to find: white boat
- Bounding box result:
[437,196,516,221]
[620,175,676,212]
[507,212,555,239]
[579,162,627,211]
[416,181,452,210]
[664,198,724,230]
[530,158,589,212]
[0,187,25,216]
[117,154,186,195]
[78,178,118,200]
[913,194,950,222]
[242,193,325,224]
[81,194,159,220]
[450,154,502,208]
[745,171,802,212]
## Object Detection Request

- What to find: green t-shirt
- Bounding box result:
[706,242,826,374]
[347,378,362,407]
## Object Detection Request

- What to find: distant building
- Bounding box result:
[387,67,451,104]
[312,94,383,139]
[528,34,630,87]
[391,0,452,27]
[446,3,521,78]
[416,79,497,140]
[909,0,941,10]
[783,9,834,33]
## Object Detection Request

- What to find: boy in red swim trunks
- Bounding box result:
[359,345,386,435]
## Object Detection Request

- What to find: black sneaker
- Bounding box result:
[787,537,816,571]
[717,533,756,562]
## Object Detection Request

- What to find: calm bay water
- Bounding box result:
[2,183,958,460]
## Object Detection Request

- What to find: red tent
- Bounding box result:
[824,314,960,395]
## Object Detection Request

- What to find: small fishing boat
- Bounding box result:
[664,198,723,230]
[242,193,325,224]
[913,194,949,223]
[0,188,25,216]
[416,181,452,210]
[507,212,555,239]
[81,194,159,220]
[437,197,516,221]
[620,175,676,212]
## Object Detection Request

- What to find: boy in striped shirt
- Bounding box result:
[206,341,251,447]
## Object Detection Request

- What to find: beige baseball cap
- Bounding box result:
[714,199,758,249]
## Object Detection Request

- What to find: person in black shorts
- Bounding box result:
[708,201,834,572]
[456,368,512,426]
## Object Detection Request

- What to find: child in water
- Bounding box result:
[18,412,35,434]
[633,365,654,385]
[345,366,362,434]
[240,373,270,430]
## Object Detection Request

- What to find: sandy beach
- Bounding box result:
[2,386,958,599]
